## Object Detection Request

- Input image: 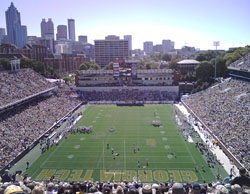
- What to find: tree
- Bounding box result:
[162,53,172,62]
[151,53,162,62]
[89,63,101,70]
[168,59,178,70]
[211,56,228,78]
[62,76,71,84]
[195,61,214,82]
[138,60,146,69]
[20,58,46,76]
[79,62,90,70]
[103,62,113,70]
[0,59,11,70]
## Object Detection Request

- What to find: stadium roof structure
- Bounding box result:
[177,59,200,65]
[228,52,250,72]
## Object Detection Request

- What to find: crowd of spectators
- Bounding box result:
[0,69,82,169]
[182,78,250,171]
[0,69,54,108]
[0,167,250,194]
[229,53,250,70]
[78,90,178,102]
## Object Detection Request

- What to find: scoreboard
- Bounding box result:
[113,60,137,78]
[113,63,120,77]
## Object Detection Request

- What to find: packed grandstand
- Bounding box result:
[0,53,250,193]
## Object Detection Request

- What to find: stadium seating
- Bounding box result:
[0,69,81,169]
[183,78,250,172]
[78,90,178,102]
[0,69,54,108]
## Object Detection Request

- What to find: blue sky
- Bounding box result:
[0,0,249,50]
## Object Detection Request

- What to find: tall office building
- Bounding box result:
[171,41,175,50]
[78,35,87,44]
[56,25,67,40]
[0,28,6,43]
[15,25,27,48]
[5,2,27,48]
[162,39,171,53]
[41,19,46,38]
[40,18,54,39]
[124,35,132,56]
[68,19,75,41]
[94,35,129,67]
[124,35,132,50]
[143,41,153,54]
[40,18,55,52]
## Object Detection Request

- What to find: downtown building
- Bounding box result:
[0,28,6,44]
[94,35,129,67]
[5,2,27,48]
[56,25,67,40]
[68,19,75,41]
[143,41,153,54]
[40,18,55,53]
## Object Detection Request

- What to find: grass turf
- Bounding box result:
[26,104,223,183]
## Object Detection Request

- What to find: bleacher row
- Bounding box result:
[229,53,250,70]
[0,69,54,108]
[0,69,81,169]
[183,78,250,172]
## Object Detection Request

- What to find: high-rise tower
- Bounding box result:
[5,2,27,47]
[68,19,75,41]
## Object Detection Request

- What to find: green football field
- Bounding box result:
[26,104,222,183]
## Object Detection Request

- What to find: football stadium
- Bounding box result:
[0,55,250,193]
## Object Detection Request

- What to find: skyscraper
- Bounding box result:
[40,18,55,52]
[56,25,67,40]
[40,18,54,39]
[41,19,46,38]
[15,25,27,48]
[0,28,6,43]
[5,2,27,48]
[68,19,75,41]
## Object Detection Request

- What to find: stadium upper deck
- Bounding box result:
[0,69,54,110]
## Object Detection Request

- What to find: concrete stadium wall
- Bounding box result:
[75,86,179,93]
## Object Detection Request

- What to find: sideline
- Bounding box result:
[175,103,237,176]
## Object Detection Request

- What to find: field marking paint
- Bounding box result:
[103,140,105,169]
[105,172,125,175]
[124,139,126,170]
[178,117,206,182]
[163,104,206,181]
[42,160,194,165]
[31,138,64,178]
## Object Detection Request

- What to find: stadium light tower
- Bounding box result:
[213,41,220,81]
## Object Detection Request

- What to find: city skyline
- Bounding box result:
[0,0,249,50]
